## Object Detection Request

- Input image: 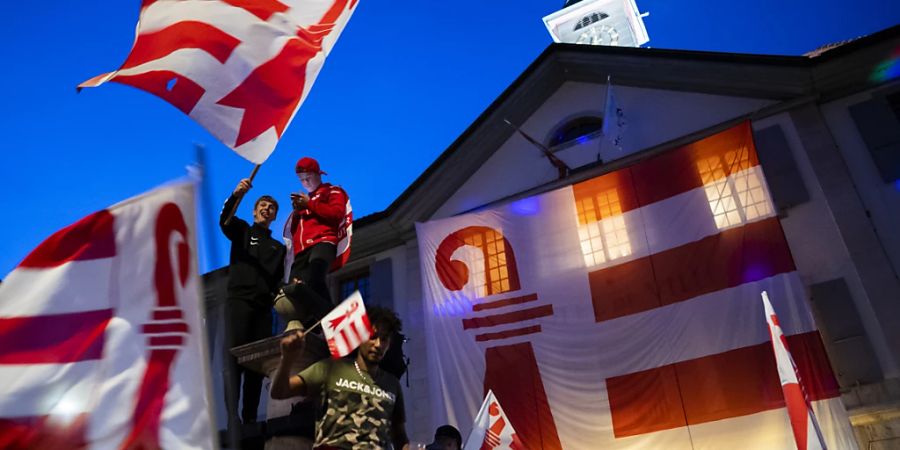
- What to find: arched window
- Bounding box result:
[573,12,610,31]
[548,116,603,149]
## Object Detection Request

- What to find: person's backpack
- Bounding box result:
[379,331,409,380]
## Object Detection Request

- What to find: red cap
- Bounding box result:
[295,157,327,175]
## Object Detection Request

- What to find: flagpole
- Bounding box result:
[223,164,262,226]
[501,118,570,179]
[762,291,829,449]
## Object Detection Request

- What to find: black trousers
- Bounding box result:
[224,297,272,423]
[289,242,336,304]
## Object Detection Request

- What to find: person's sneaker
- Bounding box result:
[285,319,304,332]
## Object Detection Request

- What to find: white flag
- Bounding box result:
[602,78,626,149]
[79,0,360,164]
[0,181,214,449]
[321,291,372,358]
[763,291,828,450]
[463,390,523,450]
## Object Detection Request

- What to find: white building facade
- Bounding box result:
[336,26,900,448]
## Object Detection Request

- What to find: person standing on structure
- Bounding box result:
[282,156,351,328]
[220,178,286,426]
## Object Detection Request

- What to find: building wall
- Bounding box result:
[751,111,899,378]
[820,86,900,277]
[386,93,900,444]
[432,81,773,219]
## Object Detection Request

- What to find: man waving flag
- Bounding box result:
[79,0,360,164]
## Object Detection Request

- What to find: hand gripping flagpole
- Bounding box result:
[223,164,262,225]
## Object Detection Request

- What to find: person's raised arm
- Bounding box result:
[220,178,252,239]
[270,330,308,399]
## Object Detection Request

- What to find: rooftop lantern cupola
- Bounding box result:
[543,0,649,47]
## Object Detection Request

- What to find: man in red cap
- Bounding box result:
[285,156,351,326]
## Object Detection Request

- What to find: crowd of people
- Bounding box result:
[220,157,459,449]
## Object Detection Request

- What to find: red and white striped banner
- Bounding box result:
[416,122,858,449]
[764,291,828,450]
[322,291,371,358]
[79,0,359,164]
[0,181,214,449]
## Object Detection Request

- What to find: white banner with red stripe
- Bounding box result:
[764,291,828,450]
[321,290,371,358]
[79,0,359,164]
[415,123,858,449]
[0,181,214,449]
[463,390,523,450]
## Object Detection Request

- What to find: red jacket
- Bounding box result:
[290,183,349,255]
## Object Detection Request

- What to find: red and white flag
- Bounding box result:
[79,0,360,164]
[763,291,828,450]
[321,291,371,358]
[0,181,214,449]
[417,123,857,449]
[462,390,523,450]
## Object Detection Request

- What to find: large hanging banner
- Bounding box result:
[416,122,858,449]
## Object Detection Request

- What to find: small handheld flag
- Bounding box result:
[321,291,372,358]
[463,390,524,450]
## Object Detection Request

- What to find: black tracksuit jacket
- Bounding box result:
[220,195,286,305]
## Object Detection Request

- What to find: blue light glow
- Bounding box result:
[432,295,474,317]
[510,197,540,216]
[576,135,590,145]
[742,264,770,283]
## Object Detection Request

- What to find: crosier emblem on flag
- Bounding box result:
[321,291,372,358]
[79,0,360,164]
[463,390,523,450]
[0,181,214,449]
[763,291,828,450]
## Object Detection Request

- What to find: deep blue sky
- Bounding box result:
[1,1,898,277]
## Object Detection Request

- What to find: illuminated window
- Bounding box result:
[576,188,632,267]
[697,148,773,230]
[460,228,512,297]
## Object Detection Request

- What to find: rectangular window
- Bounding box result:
[339,272,370,302]
[697,149,773,231]
[575,188,632,267]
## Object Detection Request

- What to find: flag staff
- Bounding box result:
[223,164,262,225]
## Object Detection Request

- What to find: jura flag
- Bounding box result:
[416,123,857,449]
[601,78,626,149]
[79,0,360,164]
[0,181,214,449]
[763,291,828,450]
[463,390,523,450]
[322,291,371,358]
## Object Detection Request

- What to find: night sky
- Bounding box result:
[1,0,898,276]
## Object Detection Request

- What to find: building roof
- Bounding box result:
[348,25,900,261]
